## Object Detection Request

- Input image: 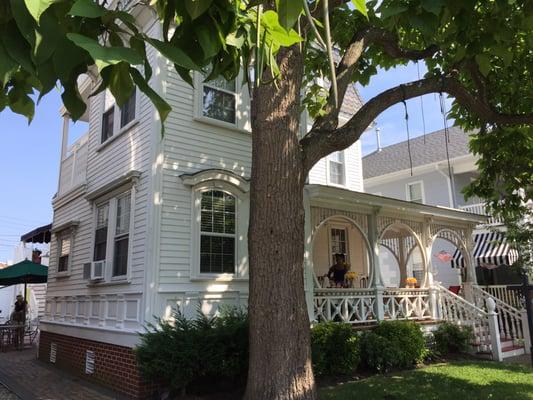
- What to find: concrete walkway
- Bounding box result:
[0,347,122,400]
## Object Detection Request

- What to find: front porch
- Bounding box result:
[303,185,530,360]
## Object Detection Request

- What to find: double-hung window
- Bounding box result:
[201,76,237,124]
[330,227,347,264]
[329,151,346,186]
[57,236,71,273]
[199,190,236,274]
[92,192,132,280]
[101,89,137,144]
[407,182,424,203]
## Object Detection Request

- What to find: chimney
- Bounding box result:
[376,127,382,152]
[32,249,42,264]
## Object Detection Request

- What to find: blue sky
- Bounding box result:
[0,62,453,262]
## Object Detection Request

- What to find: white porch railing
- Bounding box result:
[459,203,503,225]
[313,288,377,324]
[436,284,493,354]
[58,133,88,196]
[383,289,432,321]
[472,285,530,351]
[480,285,524,310]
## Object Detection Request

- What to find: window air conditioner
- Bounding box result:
[91,260,106,280]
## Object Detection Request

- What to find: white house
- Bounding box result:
[40,10,529,398]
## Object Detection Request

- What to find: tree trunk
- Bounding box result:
[244,45,316,400]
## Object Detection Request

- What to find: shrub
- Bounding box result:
[360,321,427,372]
[135,307,248,395]
[433,322,473,356]
[311,322,360,377]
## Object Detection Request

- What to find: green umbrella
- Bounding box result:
[0,260,47,287]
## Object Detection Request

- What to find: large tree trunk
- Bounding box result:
[244,45,316,400]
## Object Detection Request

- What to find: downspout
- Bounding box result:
[436,164,456,208]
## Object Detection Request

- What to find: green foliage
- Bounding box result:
[311,322,360,377]
[360,321,427,372]
[135,307,248,395]
[433,322,473,356]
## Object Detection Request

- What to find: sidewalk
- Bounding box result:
[0,347,122,400]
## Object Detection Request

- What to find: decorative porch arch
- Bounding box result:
[431,228,472,282]
[378,222,428,288]
[310,214,373,288]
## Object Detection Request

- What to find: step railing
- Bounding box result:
[472,285,530,351]
[436,284,495,355]
[459,203,503,225]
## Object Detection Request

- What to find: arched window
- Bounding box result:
[199,190,236,274]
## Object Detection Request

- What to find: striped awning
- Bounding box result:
[451,232,519,269]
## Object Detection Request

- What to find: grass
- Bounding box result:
[319,360,533,400]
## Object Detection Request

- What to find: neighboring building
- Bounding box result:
[363,127,519,288]
[40,11,527,398]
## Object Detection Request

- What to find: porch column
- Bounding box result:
[303,195,315,322]
[57,112,70,194]
[463,227,478,304]
[422,219,438,319]
[368,210,385,321]
[398,236,407,288]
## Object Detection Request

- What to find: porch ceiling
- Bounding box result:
[305,184,487,225]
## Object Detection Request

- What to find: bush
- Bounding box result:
[433,322,473,356]
[311,322,360,377]
[360,321,427,372]
[135,307,248,395]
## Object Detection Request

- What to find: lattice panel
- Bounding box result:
[377,216,423,239]
[430,224,468,243]
[311,207,368,236]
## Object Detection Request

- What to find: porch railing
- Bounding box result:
[383,289,432,321]
[480,285,524,310]
[313,288,376,324]
[459,203,503,225]
[58,133,88,196]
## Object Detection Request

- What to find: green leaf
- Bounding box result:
[61,80,86,121]
[10,0,36,47]
[130,67,172,135]
[36,58,57,100]
[0,41,18,85]
[52,37,89,82]
[24,0,63,22]
[69,0,106,18]
[378,4,408,19]
[109,62,134,107]
[226,30,245,49]
[276,0,303,30]
[185,0,212,20]
[194,24,222,60]
[421,0,444,15]
[7,86,35,122]
[67,33,143,71]
[475,54,491,77]
[33,10,62,65]
[351,0,368,19]
[262,11,302,47]
[145,38,200,71]
[2,22,35,74]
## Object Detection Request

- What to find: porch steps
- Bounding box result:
[475,339,526,359]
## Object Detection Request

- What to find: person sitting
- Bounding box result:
[327,254,349,288]
[11,295,27,350]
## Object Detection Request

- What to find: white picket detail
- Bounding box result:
[436,285,493,354]
[313,288,377,324]
[472,285,526,343]
[383,289,432,320]
[482,285,524,310]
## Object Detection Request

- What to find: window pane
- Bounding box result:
[101,108,114,142]
[200,191,235,234]
[94,227,107,261]
[409,183,423,202]
[116,194,131,235]
[330,161,345,185]
[202,87,236,123]
[58,255,69,272]
[97,204,109,228]
[204,76,236,92]
[120,91,136,127]
[200,235,235,274]
[113,237,129,276]
[330,151,344,163]
[60,238,71,256]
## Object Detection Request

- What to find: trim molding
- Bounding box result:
[180,169,250,193]
[85,170,141,201]
[51,220,79,234]
[52,184,87,209]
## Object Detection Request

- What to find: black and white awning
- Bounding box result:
[451,232,519,269]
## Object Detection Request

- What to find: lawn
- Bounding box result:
[319,360,533,400]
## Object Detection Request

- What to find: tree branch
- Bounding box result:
[302,73,533,172]
[313,27,439,131]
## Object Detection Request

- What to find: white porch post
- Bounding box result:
[57,112,70,195]
[368,210,385,321]
[303,195,315,322]
[521,309,532,354]
[487,298,504,361]
[422,219,438,319]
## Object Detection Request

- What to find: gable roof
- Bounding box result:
[362,126,473,179]
[340,84,364,119]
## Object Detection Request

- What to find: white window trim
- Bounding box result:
[326,151,347,188]
[97,89,139,151]
[192,71,251,133]
[328,224,349,265]
[55,230,75,278]
[406,180,425,204]
[190,181,249,281]
[89,188,135,284]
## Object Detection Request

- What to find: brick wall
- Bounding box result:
[39,331,156,399]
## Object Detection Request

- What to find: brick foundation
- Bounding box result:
[38,331,155,399]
